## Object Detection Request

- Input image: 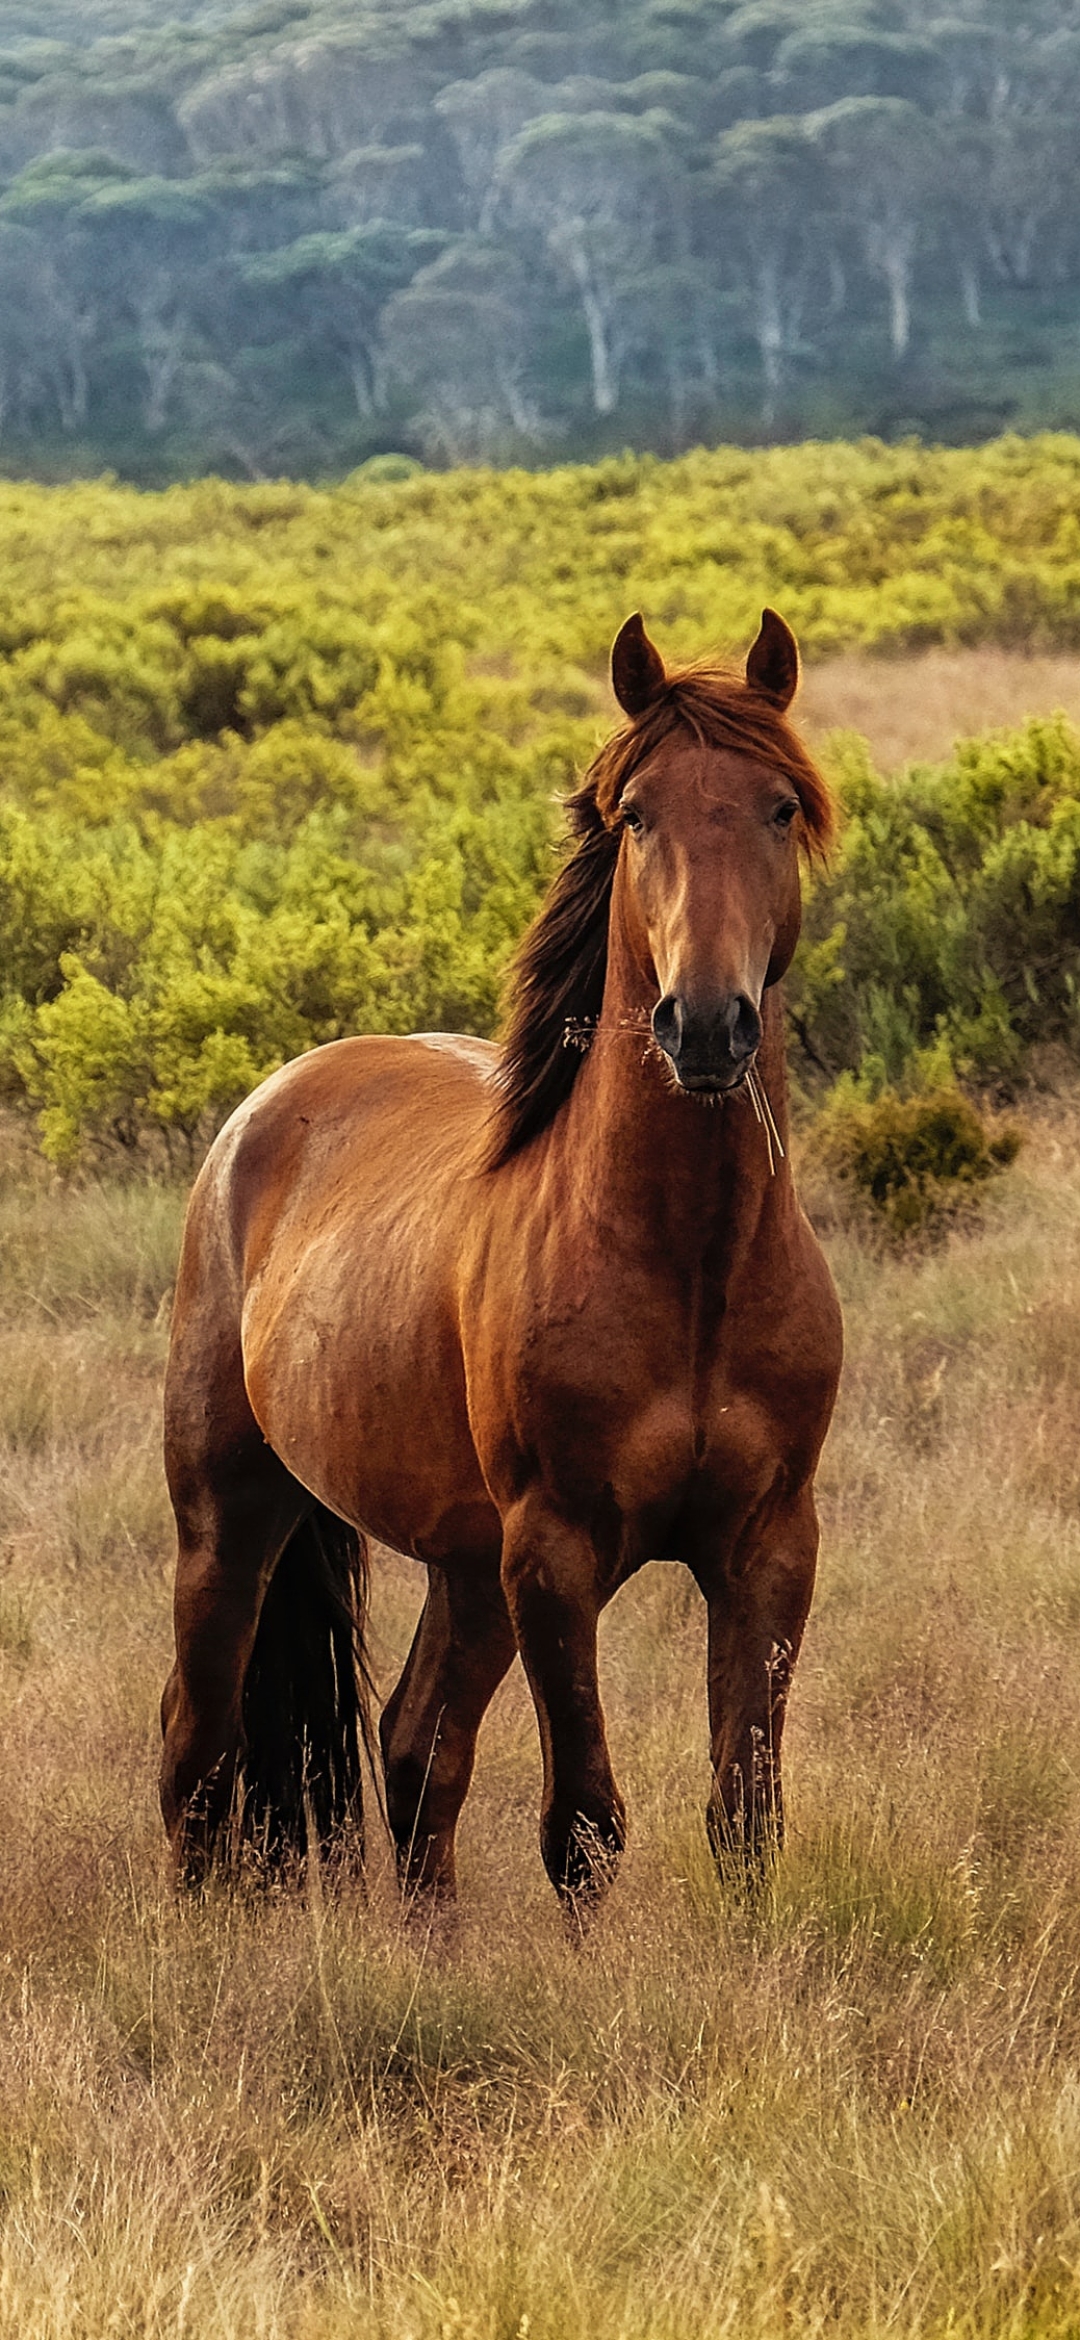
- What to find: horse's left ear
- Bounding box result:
[746,607,799,710]
[612,612,667,717]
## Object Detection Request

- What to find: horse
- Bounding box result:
[160,606,843,1907]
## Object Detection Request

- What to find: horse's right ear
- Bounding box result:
[746,607,799,709]
[612,612,666,717]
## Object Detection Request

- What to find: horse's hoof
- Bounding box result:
[543,1807,626,1914]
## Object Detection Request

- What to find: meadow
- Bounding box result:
[5,438,1080,2334]
[4,1104,1080,2336]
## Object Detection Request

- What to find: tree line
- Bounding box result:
[0,0,1076,477]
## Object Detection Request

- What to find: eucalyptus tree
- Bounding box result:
[711,115,827,421]
[0,148,132,426]
[770,20,936,109]
[324,143,427,230]
[495,108,678,416]
[380,240,538,460]
[78,176,216,430]
[809,96,937,359]
[241,221,444,418]
[434,69,545,231]
[0,222,60,433]
[176,35,424,166]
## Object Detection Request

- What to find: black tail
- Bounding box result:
[239,1503,377,1871]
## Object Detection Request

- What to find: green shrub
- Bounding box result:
[808,1083,1022,1239]
[2,444,1080,1166]
[790,715,1080,1098]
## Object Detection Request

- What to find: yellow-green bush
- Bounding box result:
[789,713,1080,1098]
[1,436,1080,1163]
[808,1083,1022,1238]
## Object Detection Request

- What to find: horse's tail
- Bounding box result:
[239,1503,378,1871]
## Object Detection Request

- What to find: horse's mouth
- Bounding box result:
[677,1060,755,1097]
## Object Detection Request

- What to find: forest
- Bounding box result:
[1,430,1080,1166]
[0,0,1076,479]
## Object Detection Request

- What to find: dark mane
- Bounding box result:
[485,664,834,1171]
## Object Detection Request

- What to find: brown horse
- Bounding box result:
[160,608,842,1906]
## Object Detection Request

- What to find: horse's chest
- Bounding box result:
[493,1259,834,1533]
[508,1314,790,1504]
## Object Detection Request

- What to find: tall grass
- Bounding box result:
[3,1122,1080,2334]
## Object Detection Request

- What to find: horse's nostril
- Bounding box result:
[651,995,685,1057]
[728,994,761,1063]
[654,992,759,1074]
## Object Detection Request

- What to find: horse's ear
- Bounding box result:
[612,612,666,717]
[746,607,799,709]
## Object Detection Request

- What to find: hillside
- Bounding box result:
[0,0,1077,478]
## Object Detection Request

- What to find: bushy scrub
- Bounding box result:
[2,441,1080,1162]
[807,1082,1021,1238]
[791,712,1080,1098]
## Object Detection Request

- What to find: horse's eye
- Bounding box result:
[621,803,644,835]
[772,800,799,831]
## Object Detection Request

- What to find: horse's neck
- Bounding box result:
[559,929,791,1268]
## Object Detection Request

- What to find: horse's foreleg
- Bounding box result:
[501,1501,626,1907]
[379,1564,516,1899]
[692,1486,819,1870]
[160,1439,305,1884]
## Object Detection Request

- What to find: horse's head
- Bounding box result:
[603,609,831,1096]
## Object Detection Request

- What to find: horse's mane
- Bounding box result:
[485,663,834,1172]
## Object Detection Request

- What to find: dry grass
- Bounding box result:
[798,647,1080,771]
[3,1111,1080,2336]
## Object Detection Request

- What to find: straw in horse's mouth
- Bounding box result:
[744,1063,785,1173]
[676,1063,785,1173]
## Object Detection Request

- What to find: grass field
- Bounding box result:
[6,599,1080,2335]
[2,1087,1080,2337]
[802,647,1080,771]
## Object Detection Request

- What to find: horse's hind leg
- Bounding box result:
[380,1563,515,1898]
[160,1349,306,1883]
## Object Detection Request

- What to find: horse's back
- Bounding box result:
[203,1033,491,1248]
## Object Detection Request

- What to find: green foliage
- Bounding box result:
[808,1082,1021,1238]
[791,707,1080,1096]
[0,437,1077,1164]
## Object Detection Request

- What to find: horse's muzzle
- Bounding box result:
[651,991,762,1092]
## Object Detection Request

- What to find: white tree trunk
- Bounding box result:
[958,254,981,327]
[561,227,617,414]
[497,358,540,438]
[886,256,910,358]
[755,255,783,425]
[866,214,915,359]
[143,333,185,433]
[347,349,374,418]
